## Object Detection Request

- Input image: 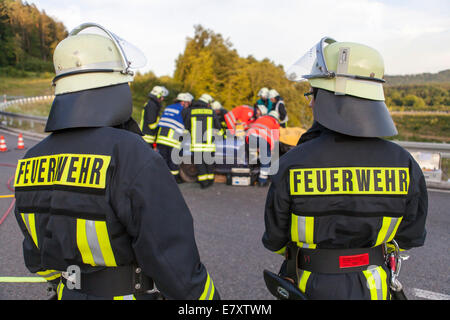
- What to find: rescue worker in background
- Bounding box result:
[268,89,288,127]
[183,94,221,189]
[14,23,220,300]
[211,100,228,136]
[140,85,169,146]
[254,87,273,112]
[246,110,280,187]
[224,104,259,134]
[156,92,194,183]
[262,37,427,300]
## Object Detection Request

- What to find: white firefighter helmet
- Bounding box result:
[256,104,268,116]
[211,101,223,110]
[257,87,269,99]
[177,92,194,103]
[268,89,279,99]
[151,86,169,98]
[199,93,214,104]
[268,110,280,121]
[285,36,397,137]
[52,22,147,95]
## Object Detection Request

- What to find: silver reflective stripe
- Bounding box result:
[297,216,307,243]
[22,214,31,235]
[122,294,134,300]
[382,217,401,244]
[365,267,384,300]
[85,220,106,266]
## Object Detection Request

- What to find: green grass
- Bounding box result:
[390,114,450,143]
[0,76,54,97]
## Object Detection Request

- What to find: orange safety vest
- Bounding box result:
[224,105,255,133]
[246,115,280,150]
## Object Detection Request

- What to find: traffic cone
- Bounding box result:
[16,133,25,150]
[0,136,7,152]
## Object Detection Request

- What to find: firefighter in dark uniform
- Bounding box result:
[14,23,220,300]
[140,85,169,146]
[262,37,427,300]
[182,94,221,189]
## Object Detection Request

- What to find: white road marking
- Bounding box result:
[413,288,450,300]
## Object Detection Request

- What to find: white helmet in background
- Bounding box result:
[268,89,279,99]
[151,86,169,98]
[211,101,223,110]
[257,87,269,99]
[176,92,193,103]
[199,93,214,104]
[256,104,268,116]
[52,23,147,95]
[268,110,280,121]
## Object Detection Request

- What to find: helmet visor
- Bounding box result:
[69,23,147,73]
[286,37,336,82]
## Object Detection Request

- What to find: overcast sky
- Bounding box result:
[31,0,450,77]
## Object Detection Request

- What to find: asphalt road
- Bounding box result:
[0,129,448,300]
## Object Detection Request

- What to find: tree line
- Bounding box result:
[132,25,312,128]
[0,0,67,74]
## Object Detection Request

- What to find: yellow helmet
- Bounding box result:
[52,23,146,95]
[46,23,146,132]
[286,37,397,137]
[286,37,385,101]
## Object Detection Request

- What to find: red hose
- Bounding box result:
[0,163,16,226]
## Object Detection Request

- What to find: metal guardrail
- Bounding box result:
[393,140,450,158]
[0,95,54,111]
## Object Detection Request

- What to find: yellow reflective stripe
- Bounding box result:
[142,135,156,143]
[199,273,215,300]
[170,170,180,175]
[192,108,213,115]
[57,282,65,300]
[298,270,311,293]
[77,219,95,266]
[363,266,388,300]
[114,294,136,300]
[375,217,403,246]
[274,246,286,255]
[190,145,216,152]
[289,167,410,196]
[198,174,209,181]
[37,270,61,281]
[191,117,197,144]
[156,136,181,148]
[76,219,117,267]
[95,221,117,267]
[206,117,213,145]
[291,214,316,248]
[291,214,299,243]
[21,213,38,249]
[207,174,214,180]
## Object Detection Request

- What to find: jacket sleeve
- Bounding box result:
[112,151,219,300]
[278,101,287,122]
[394,157,428,250]
[262,173,292,254]
[144,100,160,130]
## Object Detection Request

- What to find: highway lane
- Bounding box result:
[0,129,448,300]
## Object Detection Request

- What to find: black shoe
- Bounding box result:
[175,175,184,184]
